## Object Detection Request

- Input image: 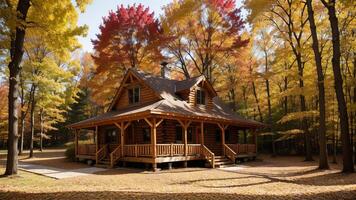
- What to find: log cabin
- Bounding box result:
[68,66,264,170]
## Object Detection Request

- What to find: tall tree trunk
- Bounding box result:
[306,0,329,169]
[5,0,31,176]
[353,55,356,164]
[297,57,313,161]
[322,0,354,173]
[19,72,26,156]
[264,50,274,156]
[39,108,44,152]
[29,87,36,158]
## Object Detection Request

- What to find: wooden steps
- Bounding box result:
[213,156,235,168]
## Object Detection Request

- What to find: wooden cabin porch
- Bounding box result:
[73,117,258,170]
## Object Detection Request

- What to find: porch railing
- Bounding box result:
[201,145,215,168]
[110,145,121,167]
[122,144,201,157]
[96,144,108,163]
[227,144,256,155]
[187,144,201,156]
[224,144,237,162]
[124,144,152,157]
[77,144,96,156]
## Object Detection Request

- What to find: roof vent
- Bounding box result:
[160,61,171,79]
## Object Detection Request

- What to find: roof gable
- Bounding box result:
[107,69,162,111]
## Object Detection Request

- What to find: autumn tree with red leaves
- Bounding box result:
[90,4,164,107]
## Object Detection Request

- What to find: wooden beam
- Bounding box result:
[155,118,164,128]
[114,122,122,129]
[124,121,131,130]
[120,122,124,156]
[144,118,153,127]
[184,125,188,156]
[151,118,157,158]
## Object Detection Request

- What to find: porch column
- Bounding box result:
[218,123,229,156]
[178,120,191,156]
[95,126,98,164]
[121,122,124,156]
[152,118,157,158]
[144,118,163,158]
[200,122,204,145]
[115,122,131,156]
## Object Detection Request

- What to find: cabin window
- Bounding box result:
[175,126,182,143]
[143,128,150,142]
[215,129,221,143]
[196,89,205,105]
[105,128,118,144]
[128,87,140,104]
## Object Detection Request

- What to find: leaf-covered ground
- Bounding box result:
[0,149,355,200]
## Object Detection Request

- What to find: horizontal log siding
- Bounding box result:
[115,81,160,110]
[204,123,222,155]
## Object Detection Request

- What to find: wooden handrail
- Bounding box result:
[96,144,108,163]
[110,145,121,168]
[201,145,215,168]
[224,144,237,162]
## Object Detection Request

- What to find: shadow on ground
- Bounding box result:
[0,190,355,200]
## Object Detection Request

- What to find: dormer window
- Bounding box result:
[128,87,140,104]
[196,89,205,105]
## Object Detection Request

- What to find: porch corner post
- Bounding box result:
[222,128,225,156]
[184,124,188,156]
[95,126,98,164]
[120,122,124,156]
[200,121,204,145]
[152,118,157,158]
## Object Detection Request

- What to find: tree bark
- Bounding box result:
[29,85,36,158]
[39,108,44,152]
[322,0,354,173]
[5,0,31,176]
[306,0,329,169]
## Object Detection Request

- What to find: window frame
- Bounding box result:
[196,89,206,105]
[128,86,140,104]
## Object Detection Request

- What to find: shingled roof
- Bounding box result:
[68,69,264,129]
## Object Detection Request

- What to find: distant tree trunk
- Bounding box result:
[353,56,356,164]
[5,0,31,176]
[19,72,27,156]
[39,108,44,152]
[306,0,329,169]
[297,57,313,161]
[321,0,354,173]
[264,49,274,156]
[29,85,36,158]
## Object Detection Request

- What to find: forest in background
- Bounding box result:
[0,0,355,175]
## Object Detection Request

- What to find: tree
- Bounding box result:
[321,0,354,173]
[1,0,91,175]
[306,0,329,169]
[91,4,163,107]
[162,0,248,82]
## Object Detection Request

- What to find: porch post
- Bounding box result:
[184,125,187,156]
[120,122,124,156]
[218,123,228,156]
[152,118,157,158]
[95,126,98,164]
[200,122,204,145]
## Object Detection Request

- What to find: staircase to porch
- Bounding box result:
[213,156,235,168]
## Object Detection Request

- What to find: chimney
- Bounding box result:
[160,61,170,79]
